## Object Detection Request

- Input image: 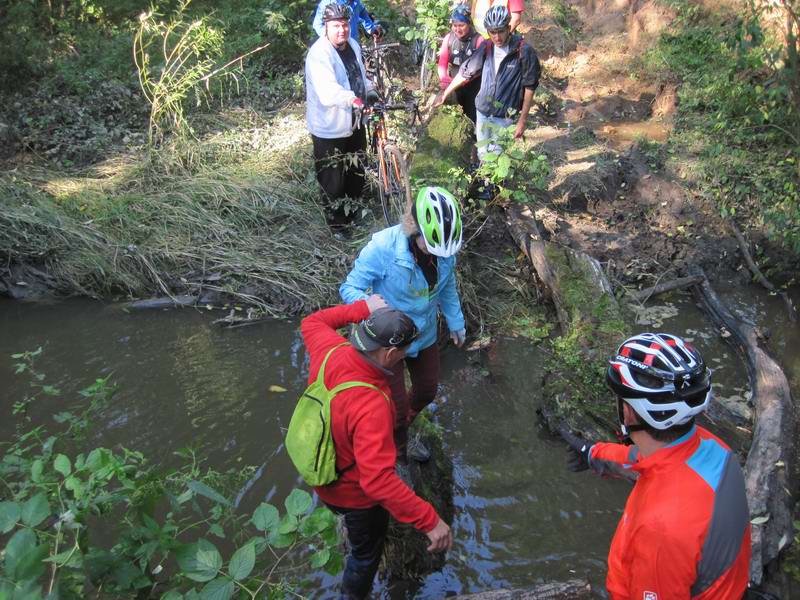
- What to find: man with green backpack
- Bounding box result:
[292,296,452,599]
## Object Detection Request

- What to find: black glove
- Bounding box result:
[366,89,381,106]
[372,21,387,38]
[559,427,595,473]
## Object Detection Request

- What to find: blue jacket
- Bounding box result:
[312,0,378,40]
[339,225,465,357]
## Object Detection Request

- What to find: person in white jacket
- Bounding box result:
[305,2,377,230]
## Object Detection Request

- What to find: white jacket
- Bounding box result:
[305,36,374,139]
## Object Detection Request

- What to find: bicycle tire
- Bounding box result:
[419,41,436,92]
[378,144,411,226]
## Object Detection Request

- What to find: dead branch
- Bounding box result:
[690,268,796,585]
[729,220,797,322]
[628,275,705,303]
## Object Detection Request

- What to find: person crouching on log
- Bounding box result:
[561,333,751,599]
[340,187,466,482]
[301,299,452,599]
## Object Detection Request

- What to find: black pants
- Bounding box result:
[326,503,389,599]
[311,129,367,225]
[455,76,480,124]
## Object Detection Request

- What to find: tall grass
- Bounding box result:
[0,111,357,315]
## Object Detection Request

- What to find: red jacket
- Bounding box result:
[300,301,439,533]
[591,426,751,600]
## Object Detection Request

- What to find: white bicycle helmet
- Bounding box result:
[607,333,712,431]
[414,186,463,258]
[484,5,511,31]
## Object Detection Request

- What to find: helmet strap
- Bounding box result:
[617,397,648,439]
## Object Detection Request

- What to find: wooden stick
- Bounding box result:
[628,275,705,303]
[690,268,796,585]
[730,219,797,323]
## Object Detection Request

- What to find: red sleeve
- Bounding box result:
[300,301,370,377]
[437,33,451,89]
[507,0,524,12]
[350,393,439,532]
[591,442,638,466]
[625,526,695,599]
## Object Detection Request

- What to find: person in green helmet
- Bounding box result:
[340,187,466,478]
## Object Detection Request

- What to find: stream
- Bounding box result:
[0,284,797,598]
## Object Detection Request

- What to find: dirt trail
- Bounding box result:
[520,0,743,290]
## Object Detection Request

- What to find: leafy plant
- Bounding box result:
[0,351,343,599]
[399,0,452,44]
[475,123,550,203]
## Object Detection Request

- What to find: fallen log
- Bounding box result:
[504,201,627,434]
[690,268,796,585]
[628,274,704,303]
[451,578,592,599]
[125,294,197,310]
[729,220,797,323]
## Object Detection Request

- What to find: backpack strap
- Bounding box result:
[315,341,350,385]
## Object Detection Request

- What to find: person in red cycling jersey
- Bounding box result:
[562,333,751,600]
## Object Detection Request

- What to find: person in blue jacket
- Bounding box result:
[312,0,385,41]
[340,187,466,474]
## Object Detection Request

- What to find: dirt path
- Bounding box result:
[520,0,743,291]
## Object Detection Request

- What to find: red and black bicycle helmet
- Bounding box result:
[607,333,712,431]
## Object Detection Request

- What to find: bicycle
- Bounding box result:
[363,39,402,103]
[358,100,420,226]
[414,26,438,93]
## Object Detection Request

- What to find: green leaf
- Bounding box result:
[323,549,344,576]
[54,454,71,477]
[162,592,184,600]
[199,577,234,600]
[310,548,330,568]
[0,501,21,534]
[5,528,36,576]
[176,539,223,583]
[21,493,49,528]
[14,542,48,581]
[64,476,84,500]
[284,489,312,517]
[208,523,225,539]
[266,530,294,549]
[299,507,336,536]
[228,542,255,581]
[42,385,60,396]
[251,503,279,533]
[278,514,298,535]
[188,481,231,507]
[30,459,44,483]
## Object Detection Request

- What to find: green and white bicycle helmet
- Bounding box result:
[414,186,463,257]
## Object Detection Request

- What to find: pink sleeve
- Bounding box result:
[437,34,451,89]
[507,0,524,12]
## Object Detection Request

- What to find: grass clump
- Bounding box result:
[0,110,358,314]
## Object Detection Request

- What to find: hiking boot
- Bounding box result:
[407,436,431,463]
[395,462,413,487]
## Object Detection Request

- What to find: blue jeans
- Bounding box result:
[326,503,390,599]
[475,110,514,160]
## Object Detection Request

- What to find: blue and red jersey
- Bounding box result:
[591,426,751,599]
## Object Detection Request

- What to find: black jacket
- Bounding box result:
[459,34,541,118]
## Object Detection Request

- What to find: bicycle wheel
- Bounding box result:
[377,144,411,226]
[418,41,435,92]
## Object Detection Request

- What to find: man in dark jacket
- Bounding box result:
[433,5,540,160]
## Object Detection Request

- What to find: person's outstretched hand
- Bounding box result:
[425,518,453,553]
[431,92,446,109]
[559,427,595,472]
[365,294,388,313]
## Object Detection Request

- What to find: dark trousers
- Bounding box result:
[326,503,390,600]
[311,129,367,225]
[455,76,480,124]
[388,343,440,461]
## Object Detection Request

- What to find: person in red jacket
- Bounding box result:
[300,297,452,599]
[561,333,751,600]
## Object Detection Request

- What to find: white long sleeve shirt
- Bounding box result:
[305,36,374,139]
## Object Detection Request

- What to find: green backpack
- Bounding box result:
[286,342,389,487]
